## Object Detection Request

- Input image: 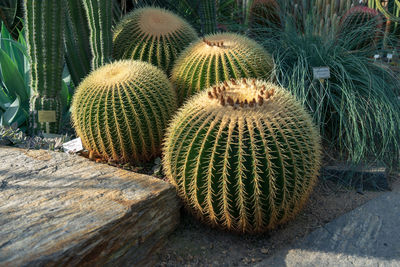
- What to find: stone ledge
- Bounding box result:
[0,146,181,266]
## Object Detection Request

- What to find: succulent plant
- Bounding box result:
[171,33,274,104]
[248,0,282,35]
[337,6,384,50]
[112,7,198,74]
[83,0,113,69]
[65,0,92,86]
[163,79,321,234]
[71,60,177,163]
[24,0,65,134]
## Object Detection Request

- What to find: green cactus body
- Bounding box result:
[171,33,274,104]
[337,6,384,50]
[248,0,282,34]
[83,0,113,69]
[112,7,198,74]
[71,60,177,163]
[199,0,217,34]
[163,79,321,233]
[65,0,92,86]
[25,0,65,134]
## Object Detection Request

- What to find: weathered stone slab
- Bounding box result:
[0,146,181,266]
[256,192,400,267]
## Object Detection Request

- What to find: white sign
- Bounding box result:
[313,67,331,80]
[374,54,380,60]
[387,54,393,60]
[63,137,83,153]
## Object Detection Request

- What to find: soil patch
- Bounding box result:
[156,174,399,266]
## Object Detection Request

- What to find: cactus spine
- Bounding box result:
[171,33,274,104]
[71,60,177,163]
[65,0,92,86]
[83,0,113,69]
[25,0,65,134]
[337,6,384,50]
[163,79,321,233]
[113,7,198,74]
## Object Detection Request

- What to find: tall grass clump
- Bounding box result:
[252,17,400,168]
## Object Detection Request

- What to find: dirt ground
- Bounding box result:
[155,174,399,267]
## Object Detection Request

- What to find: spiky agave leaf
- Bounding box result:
[71,60,177,163]
[171,33,274,104]
[163,79,321,234]
[113,7,198,74]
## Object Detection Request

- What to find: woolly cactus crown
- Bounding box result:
[163,79,321,233]
[171,33,274,104]
[113,7,198,73]
[71,60,177,163]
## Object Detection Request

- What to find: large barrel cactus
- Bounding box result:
[171,33,274,104]
[71,60,177,163]
[112,7,198,74]
[337,6,384,50]
[163,79,321,234]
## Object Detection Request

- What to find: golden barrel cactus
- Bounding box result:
[112,7,198,74]
[163,79,321,233]
[71,60,177,163]
[171,33,274,104]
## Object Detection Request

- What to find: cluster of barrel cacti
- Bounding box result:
[24,1,322,234]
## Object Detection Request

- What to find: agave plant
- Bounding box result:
[0,23,71,132]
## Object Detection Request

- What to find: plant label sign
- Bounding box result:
[63,137,83,153]
[38,110,56,123]
[313,67,330,80]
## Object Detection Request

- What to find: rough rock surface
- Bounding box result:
[256,192,400,267]
[0,146,181,266]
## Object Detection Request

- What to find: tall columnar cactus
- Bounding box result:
[71,60,177,163]
[163,79,321,234]
[337,6,384,50]
[199,0,217,34]
[248,0,282,35]
[113,7,198,74]
[83,0,113,69]
[171,33,274,104]
[65,0,92,86]
[25,0,65,134]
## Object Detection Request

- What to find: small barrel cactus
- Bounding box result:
[163,79,321,234]
[71,60,177,163]
[112,7,198,74]
[337,6,384,50]
[248,0,282,35]
[171,33,274,104]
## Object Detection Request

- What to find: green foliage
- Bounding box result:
[163,79,321,233]
[171,33,274,104]
[25,0,66,134]
[248,0,282,37]
[113,7,198,74]
[65,0,92,86]
[0,23,29,130]
[337,6,384,51]
[83,0,113,69]
[0,0,23,38]
[71,60,178,163]
[253,19,400,167]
